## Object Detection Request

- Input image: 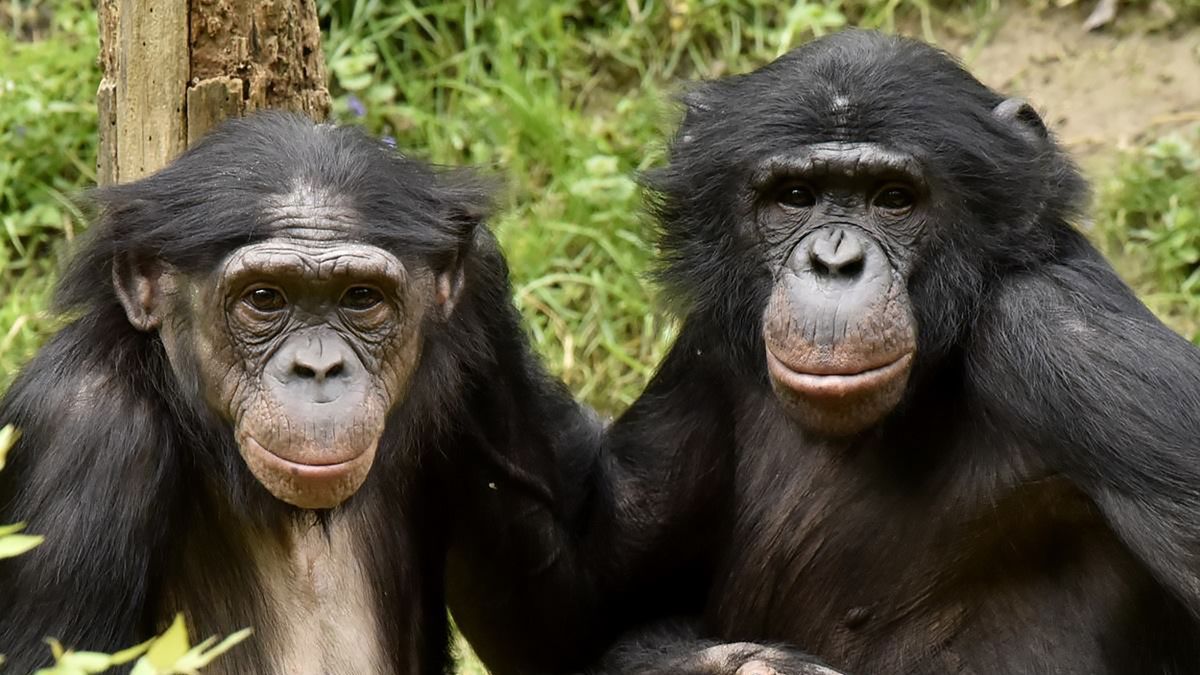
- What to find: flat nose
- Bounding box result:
[781,226,893,348]
[290,335,348,383]
[807,227,865,280]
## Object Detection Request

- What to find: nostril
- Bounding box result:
[811,257,831,277]
[291,359,345,381]
[839,257,865,279]
[807,229,867,279]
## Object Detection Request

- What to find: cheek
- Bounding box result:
[157,288,247,416]
[197,321,254,419]
[364,274,436,403]
[372,306,428,406]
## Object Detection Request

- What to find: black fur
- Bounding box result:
[457,31,1200,675]
[0,112,595,674]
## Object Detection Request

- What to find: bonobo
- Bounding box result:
[0,112,594,675]
[453,30,1200,675]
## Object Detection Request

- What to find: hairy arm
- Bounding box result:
[446,320,741,673]
[968,248,1200,619]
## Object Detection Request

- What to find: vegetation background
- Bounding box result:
[0,0,1197,672]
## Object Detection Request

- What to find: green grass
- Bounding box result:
[0,1,96,381]
[1095,130,1200,340]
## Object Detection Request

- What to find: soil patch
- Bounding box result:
[940,8,1199,170]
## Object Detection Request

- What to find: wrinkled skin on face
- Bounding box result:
[755,143,922,436]
[114,189,459,508]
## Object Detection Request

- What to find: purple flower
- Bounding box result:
[381,135,396,149]
[347,95,366,118]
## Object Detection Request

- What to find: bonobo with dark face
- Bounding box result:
[454,31,1200,675]
[757,144,921,435]
[0,112,595,675]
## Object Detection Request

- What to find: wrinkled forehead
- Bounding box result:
[749,142,925,186]
[215,183,408,284]
[219,242,407,285]
[259,180,360,242]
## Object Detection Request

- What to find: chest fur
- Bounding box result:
[249,519,385,675]
[707,404,1114,672]
[163,516,387,675]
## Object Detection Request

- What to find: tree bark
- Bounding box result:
[98,0,330,185]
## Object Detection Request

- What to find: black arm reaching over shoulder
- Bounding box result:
[445,316,742,674]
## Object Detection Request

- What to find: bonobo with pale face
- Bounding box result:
[0,112,597,674]
[122,189,451,508]
[109,126,469,510]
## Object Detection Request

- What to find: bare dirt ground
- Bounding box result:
[939,6,1199,170]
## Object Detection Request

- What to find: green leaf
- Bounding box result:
[142,614,191,669]
[47,638,66,661]
[56,650,115,671]
[128,614,250,674]
[336,73,374,92]
[0,424,20,470]
[29,635,153,675]
[0,532,43,558]
[109,638,154,666]
[177,628,253,670]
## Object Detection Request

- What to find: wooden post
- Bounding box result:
[98,0,331,186]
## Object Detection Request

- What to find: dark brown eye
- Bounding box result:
[341,286,384,311]
[243,287,286,312]
[775,184,816,209]
[874,185,916,212]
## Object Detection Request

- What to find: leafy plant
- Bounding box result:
[1095,128,1200,341]
[32,614,250,675]
[0,0,97,382]
[0,424,40,561]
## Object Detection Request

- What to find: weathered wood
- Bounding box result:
[97,0,330,185]
[187,77,244,146]
[115,0,188,183]
[189,0,330,122]
[96,0,119,186]
[96,81,118,187]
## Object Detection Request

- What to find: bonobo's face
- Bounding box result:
[653,32,1070,439]
[754,143,923,436]
[116,188,460,509]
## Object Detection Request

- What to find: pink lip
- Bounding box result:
[765,348,913,398]
[244,436,369,477]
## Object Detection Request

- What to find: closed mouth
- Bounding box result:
[765,348,913,398]
[244,435,371,474]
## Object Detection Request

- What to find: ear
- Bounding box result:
[434,224,478,320]
[435,255,466,320]
[112,253,171,331]
[992,98,1049,145]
